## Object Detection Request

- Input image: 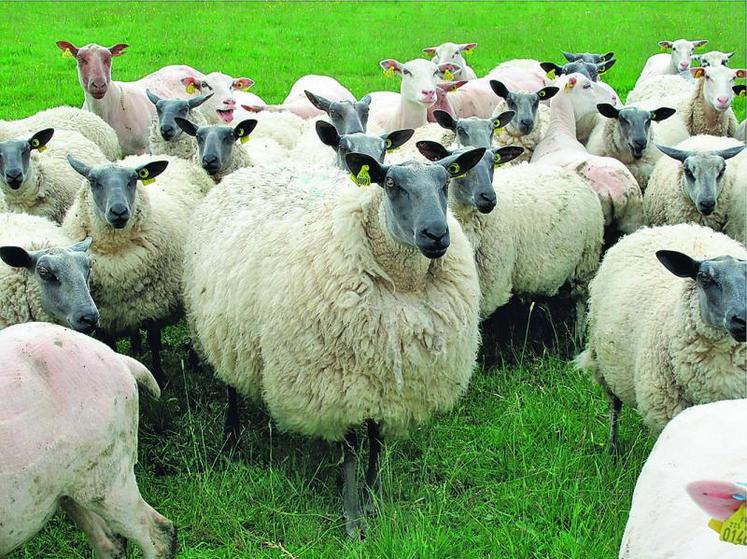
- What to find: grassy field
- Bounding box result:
[1,1,745,558]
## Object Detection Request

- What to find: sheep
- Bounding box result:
[0,213,97,331]
[540,58,617,83]
[183,148,486,538]
[0,128,108,223]
[423,42,478,79]
[417,142,604,332]
[634,39,708,87]
[62,154,212,381]
[644,135,746,244]
[0,321,175,559]
[0,106,121,160]
[561,50,615,65]
[431,109,516,149]
[313,121,414,169]
[586,101,689,189]
[697,50,735,67]
[576,223,746,453]
[488,80,559,161]
[619,399,746,559]
[532,75,644,236]
[146,89,213,158]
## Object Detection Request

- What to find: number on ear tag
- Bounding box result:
[351,164,371,187]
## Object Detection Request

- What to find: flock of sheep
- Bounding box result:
[0,37,745,558]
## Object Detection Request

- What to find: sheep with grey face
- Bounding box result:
[561,50,615,65]
[146,90,213,158]
[305,91,371,134]
[432,109,515,149]
[540,58,616,82]
[423,42,478,80]
[314,121,414,169]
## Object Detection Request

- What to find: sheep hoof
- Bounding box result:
[345,514,367,541]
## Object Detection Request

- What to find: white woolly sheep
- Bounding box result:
[0,321,175,559]
[0,128,108,223]
[619,399,746,559]
[577,223,746,452]
[63,154,212,380]
[183,149,486,539]
[635,39,709,87]
[423,42,478,80]
[0,105,122,160]
[146,89,212,158]
[644,135,746,244]
[586,101,689,189]
[417,143,604,332]
[0,212,97,331]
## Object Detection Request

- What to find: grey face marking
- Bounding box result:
[305,91,371,135]
[657,250,747,341]
[416,141,524,214]
[345,148,487,258]
[433,109,515,148]
[175,118,257,175]
[490,81,559,135]
[658,144,745,215]
[0,129,54,190]
[146,89,214,141]
[541,59,616,82]
[561,51,615,64]
[597,104,677,159]
[0,238,99,333]
[315,121,413,169]
[67,156,169,229]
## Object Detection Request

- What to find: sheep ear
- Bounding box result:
[69,237,93,253]
[540,62,562,78]
[733,85,746,97]
[358,94,372,108]
[650,107,676,122]
[416,140,451,162]
[690,67,706,79]
[422,47,438,57]
[145,89,160,105]
[715,144,746,161]
[174,117,198,137]
[492,110,515,130]
[561,51,578,62]
[67,154,92,178]
[28,128,54,151]
[0,246,36,269]
[459,43,477,53]
[658,41,673,49]
[692,40,708,48]
[597,103,620,119]
[345,153,387,184]
[380,59,404,75]
[433,109,457,131]
[315,121,341,147]
[490,79,510,99]
[492,146,525,165]
[537,86,559,101]
[135,161,169,183]
[304,90,332,112]
[188,92,214,109]
[108,43,128,56]
[56,40,79,57]
[383,129,414,151]
[233,119,258,142]
[656,144,690,162]
[441,148,487,177]
[597,59,616,75]
[656,250,700,279]
[601,51,615,62]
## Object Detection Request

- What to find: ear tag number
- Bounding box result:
[351,164,371,187]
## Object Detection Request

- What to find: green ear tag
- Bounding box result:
[448,162,461,175]
[351,165,371,187]
[240,135,250,144]
[383,67,395,78]
[546,68,556,80]
[464,48,474,56]
[443,69,455,81]
[62,48,74,59]
[494,153,503,168]
[31,138,47,152]
[538,90,546,98]
[185,82,197,94]
[494,120,503,130]
[139,168,155,185]
[385,138,394,151]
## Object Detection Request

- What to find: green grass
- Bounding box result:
[1,1,744,558]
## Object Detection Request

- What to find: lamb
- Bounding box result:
[417,142,604,327]
[586,102,688,189]
[63,154,212,381]
[532,75,644,236]
[183,149,486,538]
[423,42,478,79]
[146,89,213,158]
[0,213,97,331]
[644,135,746,244]
[576,223,746,452]
[0,321,175,559]
[619,399,746,559]
[697,50,734,67]
[0,106,121,160]
[0,128,109,223]
[634,39,708,87]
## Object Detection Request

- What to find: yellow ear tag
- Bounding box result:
[443,69,455,81]
[383,66,395,78]
[712,504,747,545]
[448,162,461,175]
[385,138,395,151]
[185,83,197,94]
[240,85,252,92]
[38,146,47,153]
[546,68,557,80]
[240,135,250,144]
[31,138,47,152]
[538,90,546,99]
[463,48,474,56]
[62,48,74,59]
[141,178,155,185]
[138,168,155,185]
[564,81,574,93]
[494,154,502,167]
[739,89,746,97]
[351,164,371,187]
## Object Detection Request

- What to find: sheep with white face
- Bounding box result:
[423,42,478,80]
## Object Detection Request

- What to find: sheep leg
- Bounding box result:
[342,430,366,539]
[224,386,241,449]
[364,419,383,514]
[146,325,163,385]
[61,497,127,558]
[609,395,623,457]
[129,330,142,357]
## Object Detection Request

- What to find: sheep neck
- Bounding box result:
[4,163,44,210]
[686,79,729,135]
[83,81,125,123]
[83,186,151,255]
[394,96,429,129]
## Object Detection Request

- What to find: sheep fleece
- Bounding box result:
[184,166,481,440]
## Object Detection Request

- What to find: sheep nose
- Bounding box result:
[519,118,533,130]
[202,155,220,173]
[76,310,100,333]
[728,313,746,340]
[5,169,23,188]
[699,200,716,215]
[716,96,729,106]
[421,90,436,102]
[160,124,175,139]
[422,223,448,244]
[632,139,647,149]
[477,192,497,213]
[110,204,128,217]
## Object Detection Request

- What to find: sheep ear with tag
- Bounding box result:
[136,161,169,186]
[234,119,258,144]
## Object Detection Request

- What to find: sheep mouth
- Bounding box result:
[6,178,23,189]
[108,217,130,229]
[628,144,645,159]
[216,109,235,123]
[420,246,448,259]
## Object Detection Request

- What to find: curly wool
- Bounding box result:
[249,109,308,151]
[0,213,74,328]
[644,135,746,243]
[0,106,121,160]
[147,110,207,159]
[184,166,481,440]
[62,155,211,335]
[626,74,690,104]
[453,163,603,317]
[578,223,746,435]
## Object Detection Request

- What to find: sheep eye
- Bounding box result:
[697,271,717,286]
[37,267,56,282]
[583,83,591,90]
[403,70,412,77]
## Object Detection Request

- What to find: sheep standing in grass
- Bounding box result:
[63,154,212,380]
[0,106,121,160]
[619,399,746,559]
[0,128,108,223]
[423,42,478,79]
[586,102,688,189]
[634,39,708,87]
[146,89,213,158]
[184,149,486,538]
[644,136,746,243]
[577,223,746,452]
[0,321,175,559]
[0,213,97,332]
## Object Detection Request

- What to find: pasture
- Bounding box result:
[1,1,745,558]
